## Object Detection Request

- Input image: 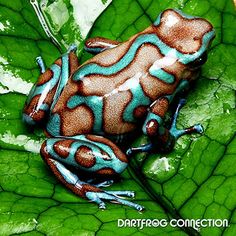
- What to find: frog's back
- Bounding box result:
[50,28,169,136]
[48,9,214,137]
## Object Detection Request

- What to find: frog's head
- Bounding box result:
[154,9,215,79]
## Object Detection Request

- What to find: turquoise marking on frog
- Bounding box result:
[123,79,151,123]
[73,34,174,81]
[23,9,215,211]
[50,54,69,110]
[67,95,104,133]
[46,113,61,136]
[27,64,61,101]
[149,66,175,83]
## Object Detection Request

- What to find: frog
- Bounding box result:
[23,9,215,211]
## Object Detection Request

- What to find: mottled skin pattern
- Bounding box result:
[23,9,215,211]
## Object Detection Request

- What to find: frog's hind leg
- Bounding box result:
[23,45,79,126]
[40,135,144,211]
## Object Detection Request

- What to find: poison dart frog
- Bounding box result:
[23,9,215,211]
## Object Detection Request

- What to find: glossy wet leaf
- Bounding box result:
[0,0,235,235]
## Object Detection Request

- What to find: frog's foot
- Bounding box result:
[86,191,144,211]
[170,99,204,139]
[36,56,46,73]
[127,99,204,155]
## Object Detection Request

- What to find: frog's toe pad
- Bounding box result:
[194,124,204,134]
[126,191,135,198]
[99,202,106,210]
[135,204,145,212]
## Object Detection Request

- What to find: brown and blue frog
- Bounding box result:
[23,9,215,211]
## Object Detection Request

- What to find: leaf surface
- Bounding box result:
[0,0,235,235]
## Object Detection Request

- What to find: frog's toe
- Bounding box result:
[126,143,153,156]
[136,204,145,212]
[194,124,204,134]
[67,44,77,52]
[99,202,106,210]
[95,180,114,188]
[170,99,204,139]
[105,190,135,198]
[126,148,133,156]
[35,56,46,73]
[126,191,135,198]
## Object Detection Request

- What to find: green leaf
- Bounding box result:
[0,0,235,235]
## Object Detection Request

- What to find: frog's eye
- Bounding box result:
[188,51,208,68]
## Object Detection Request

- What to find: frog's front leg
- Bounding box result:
[23,45,79,125]
[127,81,203,154]
[85,37,120,54]
[40,135,144,211]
